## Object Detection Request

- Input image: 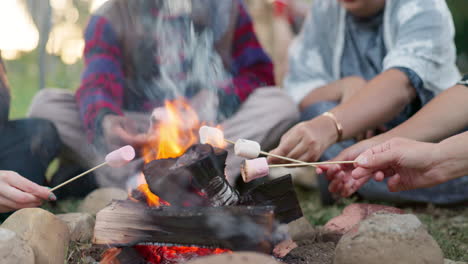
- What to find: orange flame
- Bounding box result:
[143,99,200,162]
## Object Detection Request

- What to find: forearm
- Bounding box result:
[299,76,367,111]
[434,131,468,182]
[331,69,415,139]
[381,85,468,142]
[271,16,294,85]
[299,83,341,110]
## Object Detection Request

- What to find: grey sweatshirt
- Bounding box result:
[284,0,461,103]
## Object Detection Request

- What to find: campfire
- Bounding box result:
[94,99,302,264]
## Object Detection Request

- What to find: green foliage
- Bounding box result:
[5,51,82,119]
[447,0,468,56]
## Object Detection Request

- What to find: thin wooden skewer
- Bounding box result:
[224,138,308,165]
[269,160,356,168]
[49,162,108,192]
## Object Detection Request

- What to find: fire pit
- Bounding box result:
[93,100,303,263]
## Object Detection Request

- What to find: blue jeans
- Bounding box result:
[302,101,468,205]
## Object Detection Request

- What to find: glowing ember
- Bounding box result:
[135,245,231,264]
[100,248,122,264]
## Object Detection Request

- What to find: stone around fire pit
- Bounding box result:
[287,217,316,241]
[0,228,35,264]
[79,187,128,215]
[324,203,404,236]
[186,252,282,264]
[57,213,95,242]
[334,213,444,264]
[1,208,70,264]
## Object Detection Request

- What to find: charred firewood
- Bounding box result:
[204,176,239,206]
[143,158,207,207]
[94,200,275,253]
[142,144,302,223]
[175,144,226,188]
[143,144,238,206]
[240,175,303,224]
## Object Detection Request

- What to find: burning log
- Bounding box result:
[240,175,303,224]
[143,144,302,223]
[93,200,275,253]
[143,144,239,207]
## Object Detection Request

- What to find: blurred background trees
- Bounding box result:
[2,0,467,118]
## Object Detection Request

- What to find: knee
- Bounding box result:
[251,88,300,122]
[21,118,59,143]
[27,119,61,156]
[300,101,339,122]
[28,88,69,119]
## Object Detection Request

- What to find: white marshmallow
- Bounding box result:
[151,107,170,123]
[234,139,261,159]
[105,145,136,168]
[241,158,270,183]
[199,126,224,145]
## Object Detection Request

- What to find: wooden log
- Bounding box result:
[93,200,275,253]
[240,175,303,224]
[142,156,208,207]
[143,144,238,207]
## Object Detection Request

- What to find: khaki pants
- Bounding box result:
[28,88,299,188]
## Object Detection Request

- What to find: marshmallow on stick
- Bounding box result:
[199,126,225,145]
[235,139,261,159]
[105,145,136,168]
[241,158,269,183]
[50,145,136,192]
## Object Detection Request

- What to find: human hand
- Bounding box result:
[351,138,444,192]
[268,115,338,164]
[315,138,377,197]
[102,115,149,150]
[0,171,55,213]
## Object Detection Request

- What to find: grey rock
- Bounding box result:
[186,252,282,264]
[334,213,444,264]
[57,213,95,242]
[0,228,35,264]
[1,208,70,264]
[79,188,127,215]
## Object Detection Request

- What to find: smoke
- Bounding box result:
[137,0,235,123]
[206,209,289,249]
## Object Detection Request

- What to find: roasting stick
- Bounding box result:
[50,163,108,192]
[268,160,356,168]
[49,145,136,192]
[201,126,350,166]
[222,138,308,164]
